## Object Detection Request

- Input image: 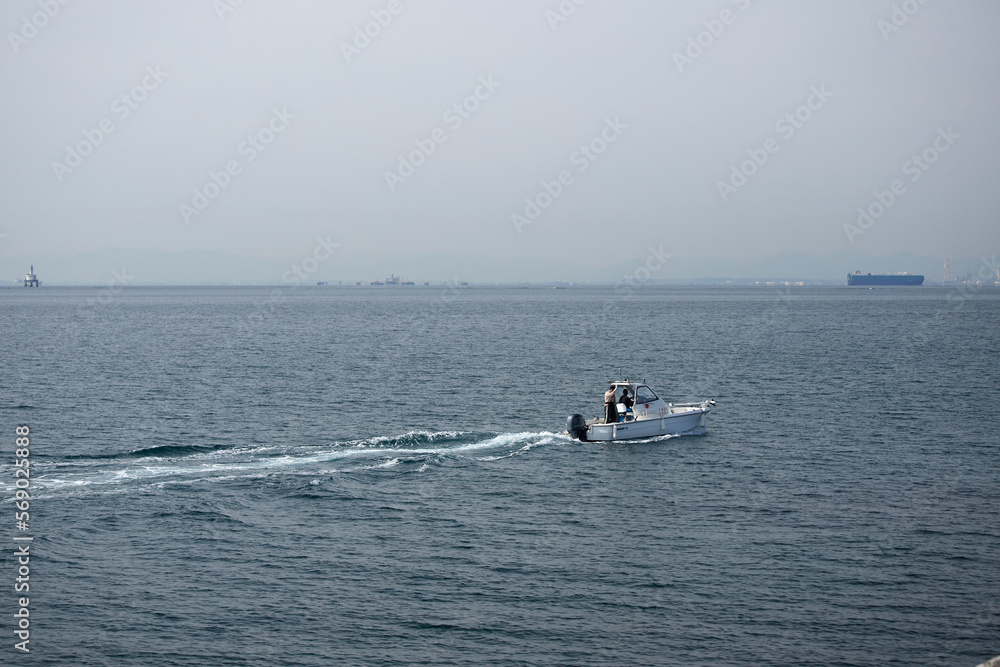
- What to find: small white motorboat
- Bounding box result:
[567,379,715,442]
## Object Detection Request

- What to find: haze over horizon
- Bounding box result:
[2,1,998,282]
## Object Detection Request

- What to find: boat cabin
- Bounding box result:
[603,380,671,423]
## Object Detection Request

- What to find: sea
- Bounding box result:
[1,285,998,666]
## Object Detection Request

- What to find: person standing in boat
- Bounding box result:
[620,387,634,421]
[604,386,618,424]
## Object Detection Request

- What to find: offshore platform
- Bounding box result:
[19,264,40,287]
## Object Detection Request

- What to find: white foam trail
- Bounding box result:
[475,432,567,460]
[4,431,563,497]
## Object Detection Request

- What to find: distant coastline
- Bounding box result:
[2,248,996,287]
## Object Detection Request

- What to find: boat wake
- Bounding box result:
[4,430,574,499]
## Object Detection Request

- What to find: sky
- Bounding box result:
[1,0,998,279]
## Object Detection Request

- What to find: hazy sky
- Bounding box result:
[2,0,998,270]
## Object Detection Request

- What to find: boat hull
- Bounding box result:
[847,273,923,286]
[586,406,709,442]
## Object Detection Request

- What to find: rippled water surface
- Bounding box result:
[1,285,998,666]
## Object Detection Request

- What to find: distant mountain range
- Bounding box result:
[0,248,993,285]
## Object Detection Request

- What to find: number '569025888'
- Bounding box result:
[15,425,31,513]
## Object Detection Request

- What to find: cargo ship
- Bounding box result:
[847,272,923,286]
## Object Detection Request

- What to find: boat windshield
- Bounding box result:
[635,386,658,403]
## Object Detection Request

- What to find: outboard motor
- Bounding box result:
[566,414,588,441]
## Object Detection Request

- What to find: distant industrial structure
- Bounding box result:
[370,274,415,286]
[942,258,956,284]
[17,264,40,287]
[943,258,1000,286]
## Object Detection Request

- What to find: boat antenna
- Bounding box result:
[618,367,622,379]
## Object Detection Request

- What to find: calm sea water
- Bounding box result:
[1,285,998,666]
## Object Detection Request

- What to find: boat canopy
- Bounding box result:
[607,380,660,405]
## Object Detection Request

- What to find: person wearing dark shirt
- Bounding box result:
[620,387,634,421]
